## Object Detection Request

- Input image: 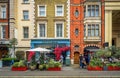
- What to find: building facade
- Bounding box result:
[31,0,70,59]
[70,0,105,64]
[16,0,34,51]
[0,0,9,58]
[105,0,120,48]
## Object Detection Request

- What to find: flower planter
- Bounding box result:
[47,67,61,71]
[12,67,27,71]
[87,66,103,71]
[108,66,120,71]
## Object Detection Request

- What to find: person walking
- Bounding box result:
[79,54,83,68]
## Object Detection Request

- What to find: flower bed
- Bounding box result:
[47,67,61,71]
[12,67,27,71]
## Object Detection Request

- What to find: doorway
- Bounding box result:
[74,52,79,64]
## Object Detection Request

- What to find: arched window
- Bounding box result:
[74,45,79,51]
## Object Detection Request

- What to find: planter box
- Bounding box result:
[108,66,120,71]
[47,67,61,71]
[87,66,103,71]
[11,67,27,71]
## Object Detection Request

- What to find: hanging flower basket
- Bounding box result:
[12,66,27,71]
[47,67,61,71]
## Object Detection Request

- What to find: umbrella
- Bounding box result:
[26,47,51,53]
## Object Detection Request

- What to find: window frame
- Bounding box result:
[85,4,100,17]
[55,22,64,38]
[1,26,6,39]
[1,5,6,19]
[38,5,46,17]
[23,26,29,39]
[23,10,29,20]
[37,22,47,38]
[84,24,100,37]
[23,0,29,3]
[55,4,64,17]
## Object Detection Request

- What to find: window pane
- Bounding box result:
[23,0,28,3]
[95,5,99,16]
[75,29,79,36]
[95,24,99,36]
[91,24,95,36]
[39,6,45,16]
[84,25,86,37]
[88,5,91,17]
[56,24,62,37]
[1,26,6,39]
[23,11,29,19]
[56,6,63,16]
[23,27,29,38]
[1,6,6,18]
[39,24,45,37]
[84,6,86,17]
[75,10,79,17]
[91,5,95,16]
[88,24,91,36]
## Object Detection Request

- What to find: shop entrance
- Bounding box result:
[0,45,8,59]
[74,52,79,64]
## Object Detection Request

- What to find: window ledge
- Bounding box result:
[21,3,30,4]
[84,36,101,41]
[21,39,30,41]
[21,19,30,21]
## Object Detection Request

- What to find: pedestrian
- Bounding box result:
[79,54,84,68]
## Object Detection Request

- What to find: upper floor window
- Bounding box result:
[1,26,6,39]
[39,5,46,17]
[39,24,46,37]
[55,5,64,16]
[75,9,79,17]
[23,0,29,3]
[87,24,99,37]
[1,6,6,18]
[85,5,99,17]
[23,27,29,38]
[75,28,79,36]
[56,23,63,37]
[23,10,29,20]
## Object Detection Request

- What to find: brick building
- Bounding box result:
[70,0,105,64]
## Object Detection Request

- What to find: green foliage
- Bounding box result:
[12,60,26,67]
[39,64,43,70]
[48,59,61,68]
[89,58,103,67]
[15,51,25,60]
[2,58,17,61]
[96,49,111,57]
[12,62,19,67]
[39,53,44,64]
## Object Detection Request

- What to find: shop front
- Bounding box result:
[31,38,70,64]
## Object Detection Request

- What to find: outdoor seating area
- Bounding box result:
[87,46,120,71]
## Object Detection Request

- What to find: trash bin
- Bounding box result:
[65,56,71,66]
[0,60,2,68]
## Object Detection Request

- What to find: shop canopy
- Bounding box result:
[26,47,51,53]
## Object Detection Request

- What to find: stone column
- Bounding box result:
[105,10,112,46]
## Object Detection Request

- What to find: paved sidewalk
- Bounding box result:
[0,65,120,78]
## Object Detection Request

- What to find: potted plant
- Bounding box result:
[47,59,61,71]
[88,58,103,71]
[29,61,37,71]
[12,60,27,71]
